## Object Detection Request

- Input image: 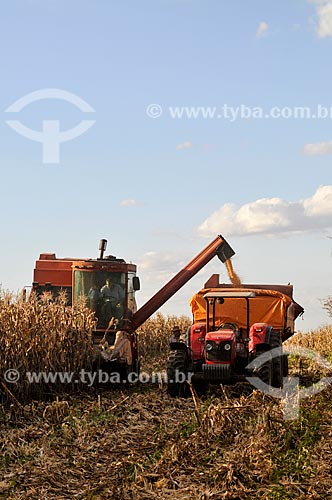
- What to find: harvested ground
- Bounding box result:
[1,319,332,499]
[1,367,332,499]
[0,385,198,499]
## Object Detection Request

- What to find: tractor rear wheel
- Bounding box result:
[282,353,289,377]
[166,350,189,397]
[254,352,272,387]
[269,331,283,388]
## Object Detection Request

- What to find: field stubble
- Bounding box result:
[0,293,332,499]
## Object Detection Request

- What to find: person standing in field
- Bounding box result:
[170,325,182,343]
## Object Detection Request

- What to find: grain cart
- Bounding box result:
[32,236,235,377]
[166,275,304,396]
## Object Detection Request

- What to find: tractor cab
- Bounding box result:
[204,290,256,336]
[203,291,256,368]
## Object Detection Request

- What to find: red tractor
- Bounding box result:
[166,276,304,396]
[32,236,236,377]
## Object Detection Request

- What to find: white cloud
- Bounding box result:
[314,0,332,37]
[120,199,139,207]
[303,185,332,216]
[304,141,332,155]
[256,21,269,38]
[136,252,186,302]
[176,141,193,150]
[138,251,184,276]
[198,186,332,237]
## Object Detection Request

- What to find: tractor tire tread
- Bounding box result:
[166,349,189,398]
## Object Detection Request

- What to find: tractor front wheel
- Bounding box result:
[166,350,189,397]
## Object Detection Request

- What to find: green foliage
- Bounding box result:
[178,418,198,438]
[271,407,321,482]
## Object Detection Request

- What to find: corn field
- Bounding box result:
[0,293,190,403]
[287,325,332,358]
[137,312,191,363]
[0,291,95,401]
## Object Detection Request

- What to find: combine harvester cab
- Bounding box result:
[167,277,304,396]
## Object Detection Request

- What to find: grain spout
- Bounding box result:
[225,259,242,287]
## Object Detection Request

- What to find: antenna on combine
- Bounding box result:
[99,239,107,260]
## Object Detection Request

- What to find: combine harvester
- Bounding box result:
[32,236,235,377]
[166,274,304,396]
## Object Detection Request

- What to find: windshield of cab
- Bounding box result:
[74,270,126,328]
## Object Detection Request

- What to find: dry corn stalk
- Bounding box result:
[0,291,95,402]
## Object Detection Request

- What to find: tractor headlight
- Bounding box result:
[224,343,231,351]
[206,342,213,351]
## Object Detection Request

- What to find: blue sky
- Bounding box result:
[0,0,331,330]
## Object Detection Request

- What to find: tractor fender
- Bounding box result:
[249,323,272,353]
[170,341,188,354]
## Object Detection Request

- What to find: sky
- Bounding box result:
[0,0,331,331]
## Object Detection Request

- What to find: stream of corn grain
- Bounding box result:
[225,258,242,287]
